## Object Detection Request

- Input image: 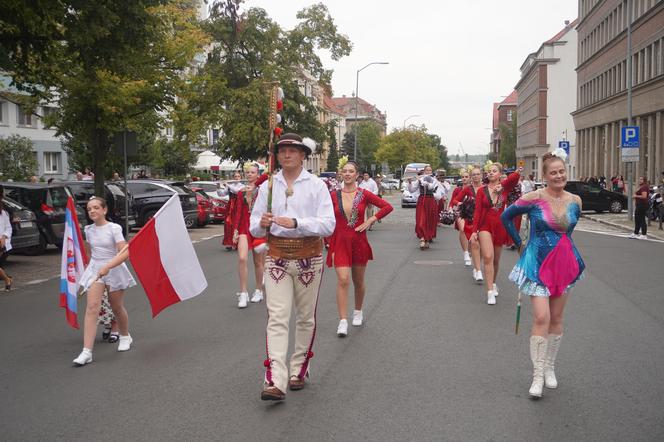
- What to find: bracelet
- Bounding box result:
[292,218,298,228]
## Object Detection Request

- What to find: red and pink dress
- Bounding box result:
[472,172,520,246]
[326,189,393,267]
[235,174,268,250]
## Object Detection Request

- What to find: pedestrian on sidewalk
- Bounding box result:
[327,159,393,337]
[630,176,650,239]
[73,197,136,366]
[470,162,522,305]
[250,133,335,401]
[501,150,585,399]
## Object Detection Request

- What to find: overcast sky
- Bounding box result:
[244,0,578,154]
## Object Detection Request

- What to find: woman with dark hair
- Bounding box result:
[73,197,136,365]
[0,185,14,291]
[630,176,650,239]
[327,159,393,337]
[470,162,521,305]
[501,150,585,398]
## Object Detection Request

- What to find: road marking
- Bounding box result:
[413,260,454,266]
[576,228,664,243]
[26,278,55,285]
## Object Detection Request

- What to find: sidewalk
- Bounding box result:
[581,212,664,240]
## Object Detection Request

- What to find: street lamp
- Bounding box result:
[402,114,422,129]
[354,61,389,162]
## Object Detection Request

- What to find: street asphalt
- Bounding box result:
[1,198,663,441]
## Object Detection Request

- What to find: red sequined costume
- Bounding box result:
[413,182,440,241]
[222,192,238,248]
[235,173,268,249]
[450,186,463,231]
[472,172,520,246]
[326,188,393,267]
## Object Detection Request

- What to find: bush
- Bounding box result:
[0,135,38,181]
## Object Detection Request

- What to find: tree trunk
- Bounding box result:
[93,129,108,197]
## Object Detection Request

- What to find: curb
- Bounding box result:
[581,214,664,240]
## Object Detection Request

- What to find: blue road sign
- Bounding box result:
[621,126,640,162]
[558,140,570,155]
[621,126,640,147]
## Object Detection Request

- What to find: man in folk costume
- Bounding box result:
[250,133,335,401]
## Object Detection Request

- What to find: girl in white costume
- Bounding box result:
[73,197,136,366]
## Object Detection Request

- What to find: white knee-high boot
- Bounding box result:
[544,334,562,389]
[529,335,548,398]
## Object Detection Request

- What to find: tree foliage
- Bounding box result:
[325,121,339,171]
[375,127,441,173]
[189,0,352,161]
[2,0,209,195]
[0,135,38,181]
[499,114,517,168]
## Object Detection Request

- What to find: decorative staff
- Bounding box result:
[266,83,284,215]
[515,291,522,334]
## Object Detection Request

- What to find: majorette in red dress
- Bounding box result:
[472,172,520,246]
[450,184,480,240]
[222,192,238,248]
[326,188,393,267]
[235,173,268,249]
[450,186,463,231]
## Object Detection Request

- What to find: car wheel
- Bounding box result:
[185,216,196,229]
[609,200,623,213]
[24,234,48,256]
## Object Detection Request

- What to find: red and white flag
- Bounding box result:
[129,194,207,317]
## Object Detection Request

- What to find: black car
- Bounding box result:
[564,181,627,213]
[124,180,198,228]
[0,197,41,263]
[63,181,136,234]
[1,182,87,252]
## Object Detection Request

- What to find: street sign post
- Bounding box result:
[558,140,570,156]
[621,126,640,162]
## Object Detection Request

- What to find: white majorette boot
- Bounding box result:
[486,290,497,305]
[529,335,548,398]
[337,319,348,337]
[250,289,263,303]
[544,334,562,389]
[463,251,471,266]
[237,292,248,308]
[73,348,93,366]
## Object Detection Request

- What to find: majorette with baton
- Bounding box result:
[501,149,585,398]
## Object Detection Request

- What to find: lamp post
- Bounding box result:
[354,61,389,162]
[402,114,422,129]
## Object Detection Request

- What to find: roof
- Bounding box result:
[329,96,384,117]
[322,95,345,115]
[499,90,518,106]
[544,19,578,44]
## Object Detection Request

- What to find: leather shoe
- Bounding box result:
[288,377,306,391]
[260,386,285,401]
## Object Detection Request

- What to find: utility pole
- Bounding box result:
[627,0,634,220]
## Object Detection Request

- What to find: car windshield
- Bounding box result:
[196,183,217,192]
[107,183,126,197]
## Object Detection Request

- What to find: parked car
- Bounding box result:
[62,181,136,234]
[189,187,214,227]
[1,182,86,252]
[381,178,400,190]
[124,180,198,228]
[188,181,220,199]
[209,197,228,223]
[0,197,41,263]
[401,188,418,208]
[319,171,337,179]
[564,181,627,213]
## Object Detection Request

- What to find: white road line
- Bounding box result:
[576,228,664,243]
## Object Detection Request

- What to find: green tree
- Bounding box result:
[355,121,382,172]
[3,0,208,195]
[190,0,352,161]
[375,127,440,173]
[0,135,38,181]
[325,122,339,171]
[499,114,517,167]
[428,133,450,171]
[340,130,354,158]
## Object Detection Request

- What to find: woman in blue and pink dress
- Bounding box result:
[501,150,585,399]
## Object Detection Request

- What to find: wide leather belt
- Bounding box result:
[267,236,322,259]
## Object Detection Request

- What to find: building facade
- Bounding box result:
[0,93,70,180]
[490,90,518,161]
[515,20,579,180]
[573,0,664,185]
[329,96,388,137]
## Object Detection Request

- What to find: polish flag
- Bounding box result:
[129,194,207,317]
[59,197,88,329]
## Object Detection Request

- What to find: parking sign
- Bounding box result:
[558,140,570,155]
[621,126,639,162]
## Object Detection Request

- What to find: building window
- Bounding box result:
[0,101,6,125]
[41,106,57,128]
[507,110,513,122]
[17,107,36,127]
[43,152,61,174]
[165,126,173,136]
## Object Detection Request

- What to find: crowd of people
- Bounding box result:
[47,132,592,402]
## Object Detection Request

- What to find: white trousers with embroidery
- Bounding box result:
[263,254,324,393]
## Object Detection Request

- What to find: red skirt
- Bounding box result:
[463,220,474,240]
[326,228,373,267]
[478,209,509,246]
[415,195,438,241]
